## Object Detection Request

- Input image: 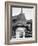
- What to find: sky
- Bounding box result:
[12,7,34,20]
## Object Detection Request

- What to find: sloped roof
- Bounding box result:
[12,13,26,21]
[12,13,27,26]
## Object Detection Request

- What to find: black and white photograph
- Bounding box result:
[11,7,32,39]
[5,2,37,44]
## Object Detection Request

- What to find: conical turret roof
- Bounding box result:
[12,13,27,26]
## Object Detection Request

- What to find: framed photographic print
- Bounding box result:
[5,1,37,44]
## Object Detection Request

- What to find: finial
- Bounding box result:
[21,8,23,14]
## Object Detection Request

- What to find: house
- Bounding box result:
[11,13,32,38]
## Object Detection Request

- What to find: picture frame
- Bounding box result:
[5,1,37,45]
